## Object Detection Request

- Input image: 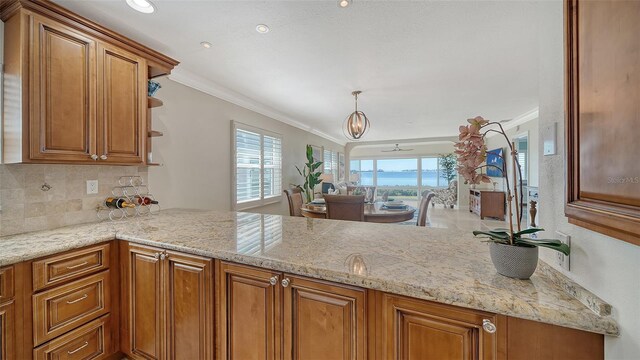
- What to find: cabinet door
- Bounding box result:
[165,251,213,360]
[125,244,164,360]
[379,293,501,360]
[97,43,146,164]
[0,300,15,360]
[282,275,366,360]
[218,262,281,360]
[30,15,97,162]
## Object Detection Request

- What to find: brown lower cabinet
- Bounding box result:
[217,261,367,360]
[0,242,608,360]
[121,243,213,360]
[376,292,505,360]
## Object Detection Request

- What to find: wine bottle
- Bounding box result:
[105,197,136,209]
[135,196,159,205]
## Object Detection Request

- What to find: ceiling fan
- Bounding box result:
[381,144,414,152]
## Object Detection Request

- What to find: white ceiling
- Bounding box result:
[54,0,545,144]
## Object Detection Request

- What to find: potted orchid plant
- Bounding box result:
[456,116,569,279]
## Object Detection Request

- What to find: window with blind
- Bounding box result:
[233,122,282,209]
[323,149,339,181]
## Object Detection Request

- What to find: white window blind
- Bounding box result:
[234,122,282,209]
[323,150,339,181]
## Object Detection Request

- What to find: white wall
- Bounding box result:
[148,78,344,216]
[484,118,540,191]
[537,2,640,359]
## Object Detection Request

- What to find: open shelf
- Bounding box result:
[148,130,163,137]
[148,96,163,108]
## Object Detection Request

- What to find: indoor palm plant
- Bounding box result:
[295,145,323,203]
[456,116,569,279]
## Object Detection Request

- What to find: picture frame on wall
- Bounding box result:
[486,148,505,177]
[310,145,323,164]
[338,152,345,181]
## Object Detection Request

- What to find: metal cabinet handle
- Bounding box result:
[100,154,108,160]
[281,278,290,288]
[482,319,497,334]
[160,253,167,260]
[154,252,161,260]
[66,261,89,269]
[269,276,279,286]
[68,341,89,354]
[90,154,98,161]
[66,294,88,304]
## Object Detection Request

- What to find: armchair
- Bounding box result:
[432,180,458,208]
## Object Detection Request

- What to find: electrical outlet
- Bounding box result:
[86,180,99,195]
[555,231,570,271]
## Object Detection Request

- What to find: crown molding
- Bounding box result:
[168,68,346,146]
[501,107,539,131]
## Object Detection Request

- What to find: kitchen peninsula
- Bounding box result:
[0,209,616,359]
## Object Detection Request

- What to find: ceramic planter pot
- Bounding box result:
[489,242,539,279]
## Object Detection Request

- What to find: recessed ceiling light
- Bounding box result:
[256,24,270,34]
[126,0,155,13]
[338,0,351,8]
[200,41,212,49]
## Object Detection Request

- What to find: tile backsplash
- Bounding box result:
[0,164,148,236]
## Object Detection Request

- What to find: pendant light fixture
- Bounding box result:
[343,90,370,140]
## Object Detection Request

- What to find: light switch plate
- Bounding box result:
[543,122,557,156]
[86,180,99,195]
[555,231,570,271]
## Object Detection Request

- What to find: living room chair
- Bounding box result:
[432,180,458,208]
[417,191,435,226]
[324,195,365,222]
[284,188,304,217]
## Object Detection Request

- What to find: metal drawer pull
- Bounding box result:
[281,278,290,288]
[269,276,278,286]
[68,341,89,354]
[66,261,89,270]
[66,294,88,304]
[482,319,497,334]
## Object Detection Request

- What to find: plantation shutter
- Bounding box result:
[236,129,262,203]
[263,135,282,198]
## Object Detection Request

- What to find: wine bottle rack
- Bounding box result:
[97,176,160,221]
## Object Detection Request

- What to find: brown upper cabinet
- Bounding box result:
[1,0,178,165]
[565,0,640,245]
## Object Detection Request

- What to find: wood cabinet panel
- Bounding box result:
[33,314,113,360]
[0,266,15,303]
[282,275,366,360]
[165,251,213,360]
[506,317,603,360]
[33,243,110,291]
[125,244,164,360]
[33,270,111,346]
[29,14,96,162]
[97,43,146,164]
[218,262,281,360]
[0,300,16,360]
[378,293,501,360]
[565,0,640,245]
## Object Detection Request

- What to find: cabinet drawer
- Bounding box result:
[0,266,15,303]
[34,314,112,360]
[33,270,111,346]
[33,243,110,291]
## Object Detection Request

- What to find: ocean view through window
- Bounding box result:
[350,156,456,203]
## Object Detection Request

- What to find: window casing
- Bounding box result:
[233,122,282,210]
[323,149,339,181]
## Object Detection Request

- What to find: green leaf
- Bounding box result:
[473,230,509,239]
[514,228,545,236]
[311,162,323,171]
[516,238,570,255]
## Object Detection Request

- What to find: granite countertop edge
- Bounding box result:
[0,210,620,337]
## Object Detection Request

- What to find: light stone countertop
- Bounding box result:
[0,209,619,336]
